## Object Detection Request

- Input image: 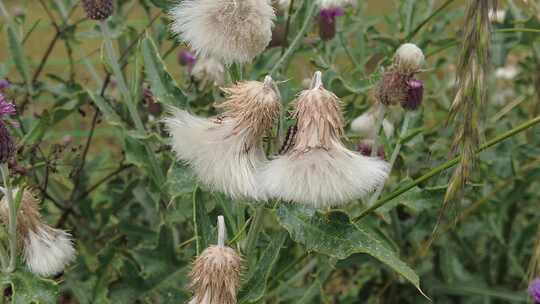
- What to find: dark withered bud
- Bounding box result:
[318,8,344,41]
[81,0,114,21]
[142,86,162,116]
[357,140,385,159]
[0,122,15,164]
[402,79,424,111]
[376,71,409,106]
[268,24,288,48]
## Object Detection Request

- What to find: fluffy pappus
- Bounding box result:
[165,76,281,201]
[170,0,275,64]
[259,72,389,208]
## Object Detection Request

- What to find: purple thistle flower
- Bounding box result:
[0,79,10,91]
[0,94,16,117]
[178,50,197,72]
[529,278,540,303]
[318,7,344,41]
[402,78,424,111]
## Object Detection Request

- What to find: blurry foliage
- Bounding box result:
[0,0,539,303]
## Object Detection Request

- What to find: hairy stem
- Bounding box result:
[354,114,540,222]
[367,111,413,206]
[0,165,16,272]
[244,206,265,255]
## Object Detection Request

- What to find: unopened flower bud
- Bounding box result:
[318,8,344,41]
[268,24,288,48]
[394,43,424,73]
[81,0,114,21]
[178,50,197,71]
[402,79,424,111]
[0,79,10,91]
[529,278,540,304]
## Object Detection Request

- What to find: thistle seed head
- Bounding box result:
[394,43,424,73]
[189,245,242,304]
[81,0,114,21]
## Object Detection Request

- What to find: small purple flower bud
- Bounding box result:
[357,141,385,159]
[178,50,197,72]
[0,122,15,164]
[0,94,16,117]
[529,278,540,303]
[318,8,344,41]
[81,0,114,21]
[0,79,9,91]
[402,79,424,111]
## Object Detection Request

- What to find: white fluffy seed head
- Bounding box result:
[317,0,355,9]
[0,188,76,277]
[170,0,275,65]
[191,56,226,89]
[260,72,389,208]
[24,226,76,277]
[165,78,280,201]
[394,43,424,73]
[350,111,394,139]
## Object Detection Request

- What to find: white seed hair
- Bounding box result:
[317,0,355,9]
[191,56,226,88]
[394,43,424,73]
[170,0,275,65]
[350,111,394,139]
[260,141,389,208]
[165,110,268,200]
[24,226,76,277]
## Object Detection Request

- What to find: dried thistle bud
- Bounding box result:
[402,78,424,111]
[260,71,389,208]
[268,24,288,48]
[375,71,409,106]
[318,7,344,41]
[142,85,162,116]
[0,189,76,277]
[394,43,424,74]
[81,0,114,21]
[165,76,281,200]
[189,245,242,304]
[170,0,275,64]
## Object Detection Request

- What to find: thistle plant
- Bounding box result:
[1,1,540,303]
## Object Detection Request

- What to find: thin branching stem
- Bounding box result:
[354,114,540,222]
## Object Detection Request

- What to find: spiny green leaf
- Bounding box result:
[276,204,425,296]
[239,232,287,303]
[141,35,187,108]
[0,270,59,304]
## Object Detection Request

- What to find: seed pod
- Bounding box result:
[81,0,114,21]
[376,71,409,106]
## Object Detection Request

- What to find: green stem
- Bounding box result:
[0,242,8,271]
[496,28,540,34]
[370,105,387,157]
[367,112,412,206]
[270,0,317,76]
[0,165,16,272]
[354,114,540,222]
[244,206,265,255]
[99,21,145,132]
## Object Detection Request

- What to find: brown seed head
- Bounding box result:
[189,245,242,304]
[0,188,42,238]
[81,0,114,21]
[217,77,281,147]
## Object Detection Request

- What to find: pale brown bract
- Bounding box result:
[188,245,243,304]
